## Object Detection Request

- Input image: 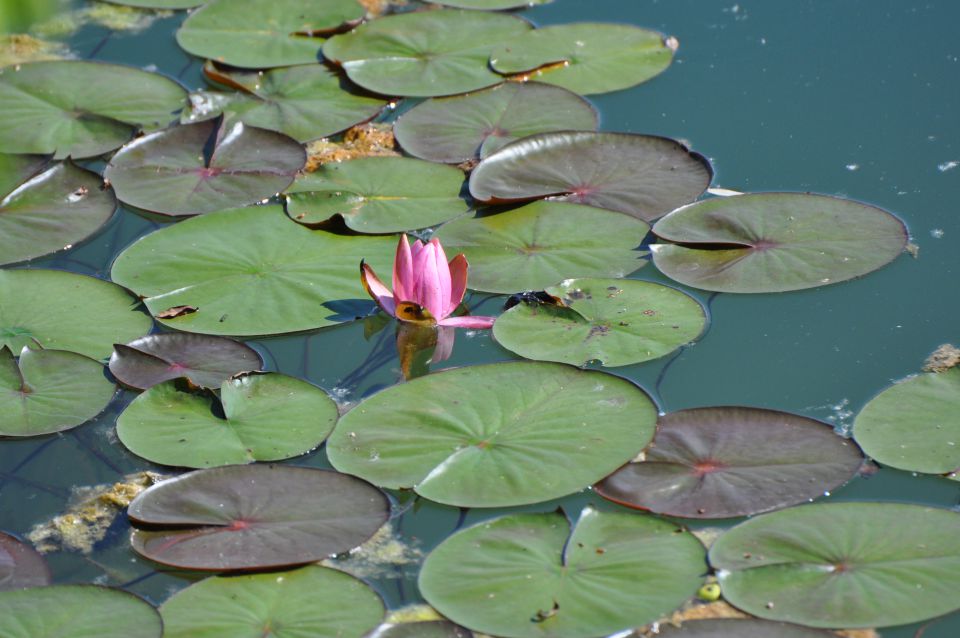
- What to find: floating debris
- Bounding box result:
[321,521,422,580]
[923,343,960,373]
[27,472,164,555]
[0,34,70,66]
[33,2,172,38]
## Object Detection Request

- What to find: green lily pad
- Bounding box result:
[284,157,469,233]
[393,82,597,164]
[128,464,390,571]
[419,507,706,638]
[0,60,186,159]
[493,278,706,367]
[176,0,365,69]
[853,368,960,476]
[656,619,834,637]
[595,407,865,518]
[651,193,908,293]
[160,565,385,638]
[102,0,203,7]
[469,132,712,222]
[710,502,960,628]
[327,361,657,507]
[0,269,152,360]
[109,333,263,390]
[117,373,338,468]
[184,63,387,143]
[0,531,51,591]
[0,585,162,638]
[110,205,396,335]
[104,119,305,217]
[0,155,115,266]
[433,201,648,294]
[489,23,675,95]
[322,10,532,97]
[0,346,115,437]
[432,0,551,8]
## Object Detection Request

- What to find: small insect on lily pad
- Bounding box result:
[651,192,908,293]
[0,585,162,638]
[710,502,960,628]
[435,201,648,294]
[160,565,385,638]
[494,278,706,367]
[0,531,51,591]
[323,9,532,97]
[0,155,116,266]
[490,23,676,95]
[184,63,388,143]
[176,0,365,69]
[109,333,263,390]
[469,131,712,222]
[393,82,597,164]
[0,269,152,361]
[116,373,338,468]
[327,361,657,507]
[110,205,397,336]
[853,367,960,477]
[0,346,116,437]
[105,118,305,217]
[128,464,390,571]
[419,507,706,638]
[284,157,470,233]
[595,407,865,518]
[0,60,187,158]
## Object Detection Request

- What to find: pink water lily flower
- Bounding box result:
[361,235,496,329]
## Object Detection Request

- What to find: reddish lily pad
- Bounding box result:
[0,531,51,591]
[109,333,263,390]
[0,155,116,266]
[176,0,365,69]
[595,407,865,518]
[128,464,390,571]
[651,192,909,293]
[0,61,187,159]
[0,585,162,638]
[184,63,387,143]
[0,346,116,437]
[284,157,469,233]
[322,10,532,97]
[116,373,338,468]
[489,23,675,95]
[104,119,305,217]
[393,82,597,164]
[469,131,712,222]
[160,565,385,638]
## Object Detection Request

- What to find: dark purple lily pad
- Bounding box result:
[595,407,864,518]
[104,119,305,217]
[656,619,834,637]
[0,155,116,266]
[393,82,597,164]
[469,131,712,222]
[128,464,389,571]
[0,531,51,591]
[109,334,263,390]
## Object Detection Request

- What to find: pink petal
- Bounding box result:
[417,242,445,320]
[430,326,456,364]
[430,239,452,319]
[392,235,413,302]
[360,262,396,317]
[439,315,496,329]
[446,254,468,316]
[409,239,431,303]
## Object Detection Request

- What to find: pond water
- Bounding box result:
[1,0,958,636]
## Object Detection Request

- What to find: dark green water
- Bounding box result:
[1,1,958,636]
